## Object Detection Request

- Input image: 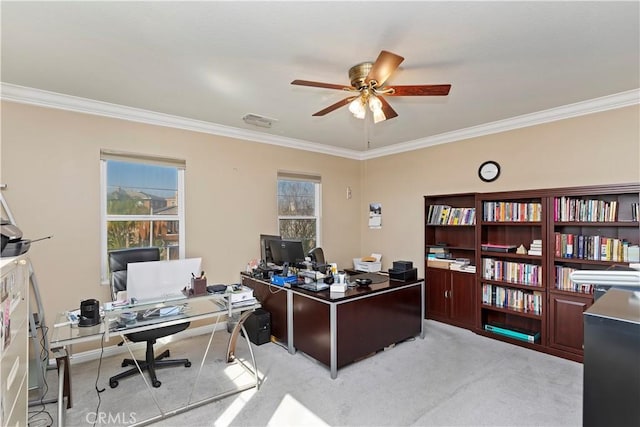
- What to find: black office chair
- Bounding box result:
[108,247,191,388]
[308,247,325,265]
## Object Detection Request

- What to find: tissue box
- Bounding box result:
[353,258,382,273]
[330,283,347,293]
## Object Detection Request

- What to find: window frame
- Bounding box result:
[100,151,186,284]
[276,172,322,252]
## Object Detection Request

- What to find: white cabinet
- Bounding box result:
[1,255,29,427]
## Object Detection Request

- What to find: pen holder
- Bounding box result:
[191,278,207,296]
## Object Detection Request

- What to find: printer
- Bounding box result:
[1,219,30,257]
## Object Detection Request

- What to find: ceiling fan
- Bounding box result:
[291,50,451,123]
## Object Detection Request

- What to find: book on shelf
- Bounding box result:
[449,258,471,271]
[554,232,637,262]
[528,239,542,256]
[427,205,476,225]
[481,243,518,253]
[554,196,621,222]
[484,323,540,343]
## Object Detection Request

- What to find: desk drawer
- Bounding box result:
[1,316,28,420]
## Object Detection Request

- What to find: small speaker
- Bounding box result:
[242,309,271,346]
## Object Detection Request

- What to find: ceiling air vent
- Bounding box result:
[242,113,277,129]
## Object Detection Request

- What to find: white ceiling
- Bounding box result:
[1,1,639,158]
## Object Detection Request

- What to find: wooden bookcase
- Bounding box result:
[424,184,640,362]
[424,193,476,330]
[547,184,639,361]
[476,190,547,353]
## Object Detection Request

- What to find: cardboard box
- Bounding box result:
[427,259,454,269]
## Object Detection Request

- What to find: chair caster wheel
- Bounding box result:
[121,361,128,367]
[152,380,161,388]
[185,361,192,368]
[110,380,118,388]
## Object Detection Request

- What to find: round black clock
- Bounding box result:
[478,161,501,182]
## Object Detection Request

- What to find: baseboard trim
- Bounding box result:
[48,321,228,368]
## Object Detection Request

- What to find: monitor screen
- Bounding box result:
[260,234,281,264]
[269,239,306,266]
[127,257,202,300]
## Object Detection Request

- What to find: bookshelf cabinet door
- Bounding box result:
[426,267,450,321]
[549,292,593,354]
[450,271,476,329]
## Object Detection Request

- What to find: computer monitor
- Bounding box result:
[269,239,306,266]
[127,257,202,300]
[260,234,281,264]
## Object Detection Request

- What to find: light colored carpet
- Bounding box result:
[30,320,583,427]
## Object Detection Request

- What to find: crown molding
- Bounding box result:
[2,83,637,161]
[0,83,362,160]
[361,88,640,160]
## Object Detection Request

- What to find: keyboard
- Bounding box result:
[132,293,186,306]
[297,282,329,292]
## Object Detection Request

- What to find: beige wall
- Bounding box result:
[0,102,362,336]
[360,105,640,277]
[1,101,639,343]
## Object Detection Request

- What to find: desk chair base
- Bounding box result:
[109,343,191,389]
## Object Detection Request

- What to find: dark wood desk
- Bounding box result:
[242,272,424,378]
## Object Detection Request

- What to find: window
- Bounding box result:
[277,172,321,254]
[100,150,185,283]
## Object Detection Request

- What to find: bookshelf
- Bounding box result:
[477,190,547,350]
[424,183,639,363]
[547,184,640,359]
[424,193,477,330]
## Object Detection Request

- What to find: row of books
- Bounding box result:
[481,284,543,315]
[481,258,543,287]
[553,196,622,222]
[555,266,594,294]
[482,201,542,222]
[426,205,476,225]
[554,232,640,262]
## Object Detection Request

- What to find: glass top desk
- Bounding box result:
[50,293,260,427]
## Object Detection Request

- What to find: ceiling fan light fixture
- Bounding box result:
[349,96,366,119]
[368,94,382,112]
[372,108,386,124]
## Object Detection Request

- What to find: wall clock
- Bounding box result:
[478,161,501,182]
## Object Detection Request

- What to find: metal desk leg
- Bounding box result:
[420,281,426,339]
[52,348,71,427]
[330,304,337,379]
[287,289,295,354]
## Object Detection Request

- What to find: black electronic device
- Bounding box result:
[207,284,227,294]
[260,234,281,264]
[78,298,101,327]
[355,278,372,286]
[1,219,31,257]
[269,239,306,266]
[243,308,271,345]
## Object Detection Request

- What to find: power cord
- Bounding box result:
[27,324,53,427]
[92,331,107,427]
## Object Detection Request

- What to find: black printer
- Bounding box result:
[1,219,30,257]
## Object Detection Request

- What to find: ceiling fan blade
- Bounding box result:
[388,84,451,96]
[312,96,357,116]
[366,50,404,87]
[291,79,349,91]
[378,96,398,121]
